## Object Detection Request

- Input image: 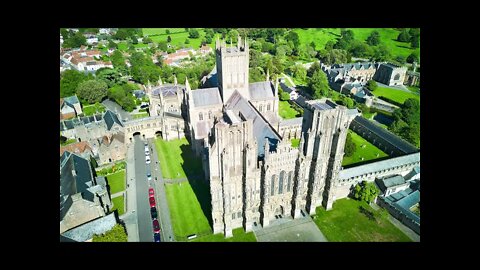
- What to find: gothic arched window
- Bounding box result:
[208,111,212,120]
[271,175,276,196]
[259,104,263,112]
[287,171,293,192]
[279,171,285,194]
[199,112,203,121]
[267,104,271,111]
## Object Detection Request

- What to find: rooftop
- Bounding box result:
[249,81,274,101]
[60,213,117,242]
[191,87,222,107]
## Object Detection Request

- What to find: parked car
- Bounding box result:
[147,173,152,181]
[149,196,156,207]
[148,187,154,197]
[153,219,160,233]
[150,207,157,219]
[153,233,161,242]
[146,156,151,164]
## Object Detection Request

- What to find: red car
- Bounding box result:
[149,188,155,198]
[149,196,156,207]
[153,219,160,233]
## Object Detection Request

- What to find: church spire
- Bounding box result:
[174,74,177,86]
[266,68,270,82]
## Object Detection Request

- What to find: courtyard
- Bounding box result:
[342,130,388,167]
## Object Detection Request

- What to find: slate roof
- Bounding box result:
[377,175,407,192]
[339,152,420,180]
[307,99,334,111]
[191,87,222,107]
[60,113,103,131]
[152,84,184,97]
[104,110,123,130]
[352,116,418,154]
[64,95,80,105]
[249,81,274,101]
[279,117,303,127]
[383,189,420,224]
[60,213,117,242]
[226,90,281,157]
[60,151,95,202]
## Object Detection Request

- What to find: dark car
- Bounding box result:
[149,196,156,207]
[153,219,160,233]
[153,233,161,242]
[150,207,158,219]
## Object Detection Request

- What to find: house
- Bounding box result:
[60,213,118,242]
[97,132,126,165]
[60,141,94,160]
[199,44,212,55]
[60,151,112,234]
[375,175,410,197]
[69,49,112,72]
[60,95,83,119]
[373,63,407,86]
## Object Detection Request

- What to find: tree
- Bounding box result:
[395,55,406,65]
[324,40,335,51]
[411,35,420,48]
[108,39,118,49]
[60,69,93,98]
[63,32,87,48]
[353,181,379,203]
[60,28,70,39]
[309,70,331,99]
[76,80,108,104]
[205,36,212,44]
[95,68,123,88]
[158,41,168,52]
[349,40,373,58]
[227,29,239,44]
[406,51,419,64]
[167,35,172,43]
[143,37,152,44]
[249,67,264,83]
[310,41,316,50]
[371,44,392,62]
[307,61,321,78]
[291,64,307,82]
[409,28,420,38]
[366,30,380,46]
[110,50,127,74]
[366,80,377,91]
[340,29,355,42]
[285,31,300,49]
[92,224,127,242]
[185,38,190,44]
[389,98,420,147]
[131,36,138,44]
[344,132,356,157]
[165,29,170,35]
[188,29,200,38]
[397,29,411,42]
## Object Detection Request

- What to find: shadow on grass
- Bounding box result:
[179,144,213,229]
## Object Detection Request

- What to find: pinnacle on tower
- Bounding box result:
[174,74,177,86]
[158,75,162,86]
[266,68,270,82]
[237,35,241,49]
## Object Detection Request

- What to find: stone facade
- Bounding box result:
[373,63,407,86]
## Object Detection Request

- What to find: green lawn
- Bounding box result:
[60,138,77,146]
[82,103,106,116]
[407,86,420,94]
[294,28,420,59]
[111,195,125,216]
[154,137,203,179]
[132,112,149,119]
[279,100,300,119]
[313,198,411,242]
[148,28,211,49]
[362,111,375,120]
[118,42,128,51]
[291,138,300,148]
[143,28,187,36]
[342,130,388,166]
[191,227,257,242]
[106,170,126,194]
[374,86,420,104]
[166,182,212,238]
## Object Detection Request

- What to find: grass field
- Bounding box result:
[106,170,126,194]
[166,182,211,238]
[146,28,214,50]
[291,138,300,148]
[111,195,125,216]
[279,100,300,119]
[154,137,203,179]
[82,103,106,116]
[313,198,411,242]
[143,28,187,36]
[294,28,420,59]
[191,227,257,242]
[407,86,420,94]
[132,112,149,119]
[342,130,388,166]
[374,86,420,104]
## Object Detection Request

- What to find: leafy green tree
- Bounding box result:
[307,61,321,78]
[371,44,391,62]
[309,70,331,99]
[285,31,300,49]
[110,50,127,74]
[291,64,307,82]
[324,40,335,51]
[249,67,264,83]
[60,28,70,39]
[353,181,379,203]
[408,28,420,38]
[397,29,411,42]
[165,29,170,34]
[395,55,406,65]
[366,80,377,91]
[188,29,200,38]
[95,68,123,88]
[143,37,152,44]
[340,29,355,42]
[76,80,108,104]
[349,40,373,58]
[227,29,239,44]
[389,98,420,147]
[344,132,356,157]
[411,35,420,48]
[185,38,190,44]
[366,30,380,46]
[63,32,87,48]
[131,36,138,44]
[108,40,118,49]
[60,69,93,97]
[205,36,212,44]
[406,51,419,64]
[167,35,172,43]
[310,41,316,50]
[158,41,168,51]
[92,224,127,242]
[317,49,349,65]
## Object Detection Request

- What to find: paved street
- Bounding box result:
[253,216,328,242]
[133,135,154,242]
[148,137,175,242]
[102,99,131,121]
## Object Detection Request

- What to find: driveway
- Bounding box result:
[102,99,132,121]
[254,216,328,242]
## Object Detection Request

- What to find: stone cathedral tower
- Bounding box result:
[215,36,249,103]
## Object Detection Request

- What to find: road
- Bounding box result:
[147,137,175,242]
[102,99,132,121]
[133,135,154,242]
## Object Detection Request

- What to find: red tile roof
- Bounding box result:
[60,141,92,156]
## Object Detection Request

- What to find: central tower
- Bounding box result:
[215,36,250,104]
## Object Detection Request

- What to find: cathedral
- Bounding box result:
[148,37,358,237]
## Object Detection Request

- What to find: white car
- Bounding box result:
[146,156,151,164]
[147,173,152,181]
